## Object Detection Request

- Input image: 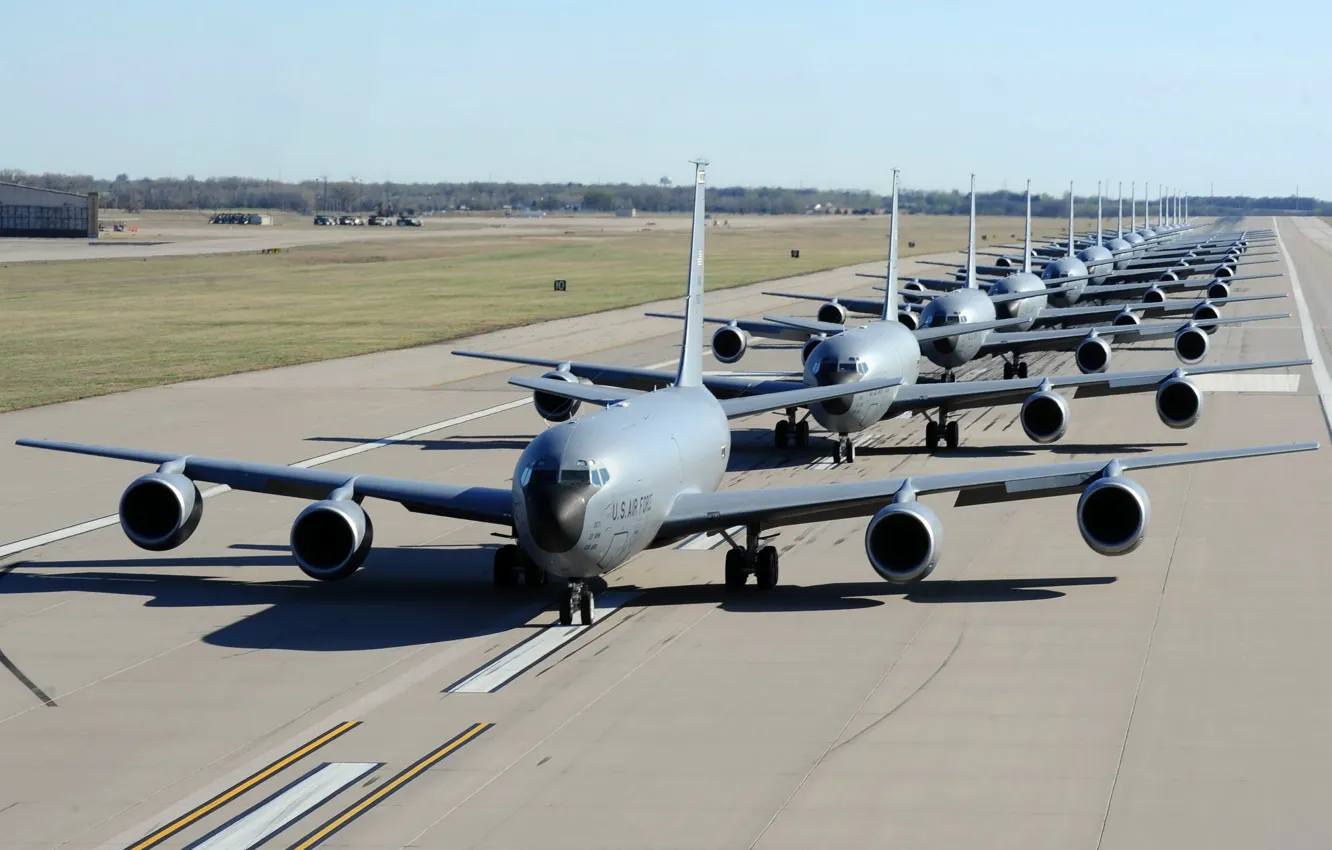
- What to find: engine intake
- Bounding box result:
[119,472,204,551]
[801,335,825,364]
[864,500,941,583]
[290,499,374,581]
[897,310,920,331]
[1206,281,1230,300]
[1159,270,1180,282]
[1214,264,1235,279]
[1156,375,1203,428]
[1075,335,1111,374]
[711,325,750,364]
[1112,309,1141,326]
[1142,286,1166,303]
[901,280,927,304]
[1077,475,1150,555]
[1020,389,1070,444]
[1174,326,1210,364]
[533,370,590,422]
[817,302,848,325]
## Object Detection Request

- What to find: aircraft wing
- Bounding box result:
[987,285,1076,304]
[761,292,885,315]
[14,439,515,524]
[976,313,1289,357]
[761,316,1028,340]
[654,443,1317,538]
[644,312,813,342]
[507,376,643,406]
[885,359,1310,416]
[1031,293,1288,328]
[452,350,806,400]
[716,377,903,419]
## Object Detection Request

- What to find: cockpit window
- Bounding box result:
[521,459,607,488]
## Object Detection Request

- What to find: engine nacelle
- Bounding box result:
[896,310,920,331]
[1159,270,1180,282]
[1020,389,1070,444]
[290,499,374,581]
[816,302,848,325]
[1192,302,1222,325]
[1112,309,1141,326]
[118,472,204,551]
[1206,280,1230,300]
[801,335,825,363]
[994,255,1017,268]
[1075,335,1112,374]
[1156,374,1203,429]
[1077,475,1150,556]
[901,280,928,304]
[1214,264,1235,279]
[1174,325,1210,364]
[1142,286,1167,303]
[711,325,750,364]
[533,370,590,422]
[864,500,942,584]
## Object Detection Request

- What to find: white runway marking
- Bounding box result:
[445,592,636,693]
[185,761,380,850]
[0,356,690,561]
[1190,373,1301,393]
[676,526,744,551]
[1272,218,1332,436]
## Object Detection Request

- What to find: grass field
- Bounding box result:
[0,212,1079,411]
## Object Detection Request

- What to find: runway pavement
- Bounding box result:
[0,218,1328,849]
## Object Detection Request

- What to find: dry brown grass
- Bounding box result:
[0,212,1082,411]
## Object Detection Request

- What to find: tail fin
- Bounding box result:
[1022,178,1033,274]
[965,173,977,288]
[1116,181,1123,238]
[674,159,708,388]
[1066,181,1075,257]
[1130,182,1136,231]
[880,169,900,321]
[1096,181,1103,247]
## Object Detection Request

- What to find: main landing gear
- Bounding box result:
[722,525,780,591]
[559,579,596,626]
[1002,359,1029,380]
[773,407,811,448]
[831,434,856,463]
[493,543,546,588]
[924,415,959,451]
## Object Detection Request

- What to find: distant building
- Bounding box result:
[0,182,99,238]
[615,208,637,217]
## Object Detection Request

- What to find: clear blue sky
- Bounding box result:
[6,0,1325,197]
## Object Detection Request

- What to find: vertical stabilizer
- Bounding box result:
[1184,194,1189,223]
[1066,181,1075,257]
[1130,182,1136,231]
[880,169,900,321]
[965,173,977,288]
[1117,181,1123,238]
[1158,184,1163,227]
[1022,178,1033,274]
[674,160,708,388]
[1096,181,1103,247]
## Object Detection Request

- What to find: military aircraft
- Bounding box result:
[15,160,1319,627]
[457,170,1309,457]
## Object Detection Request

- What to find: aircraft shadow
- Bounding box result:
[304,435,533,452]
[0,545,548,652]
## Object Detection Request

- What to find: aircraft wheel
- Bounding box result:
[774,420,790,448]
[493,545,519,588]
[523,560,547,587]
[1003,362,1014,380]
[925,420,939,450]
[1017,362,1029,379]
[831,441,842,464]
[755,546,779,590]
[945,421,960,449]
[794,420,810,447]
[844,439,856,463]
[558,589,574,625]
[724,548,748,591]
[579,588,596,626]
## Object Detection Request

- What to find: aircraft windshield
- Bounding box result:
[521,459,606,488]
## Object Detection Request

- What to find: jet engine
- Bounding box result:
[533,370,591,422]
[1192,301,1222,325]
[1075,335,1112,374]
[118,472,204,551]
[993,255,1018,268]
[1142,286,1166,303]
[1155,374,1203,429]
[864,500,942,583]
[1112,309,1141,327]
[1159,270,1181,282]
[1174,325,1210,364]
[1214,264,1235,279]
[816,302,848,325]
[901,280,928,304]
[1020,389,1070,444]
[896,310,921,331]
[801,335,825,364]
[711,325,750,364]
[1077,475,1150,555]
[290,499,374,581]
[1207,280,1231,300]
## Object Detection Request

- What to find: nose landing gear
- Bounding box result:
[722,526,780,591]
[924,416,959,451]
[1002,358,1029,380]
[559,580,596,626]
[831,434,856,463]
[773,408,811,448]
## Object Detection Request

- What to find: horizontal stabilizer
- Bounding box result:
[508,376,641,406]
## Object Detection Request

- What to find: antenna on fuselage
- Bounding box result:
[674,159,708,388]
[880,168,900,321]
[1022,178,1032,274]
[965,173,977,289]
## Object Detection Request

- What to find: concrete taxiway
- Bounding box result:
[0,218,1328,849]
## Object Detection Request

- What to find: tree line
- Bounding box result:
[2,169,1325,217]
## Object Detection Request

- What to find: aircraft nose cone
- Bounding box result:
[524,480,591,554]
[813,366,860,415]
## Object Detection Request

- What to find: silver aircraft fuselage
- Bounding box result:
[512,386,730,579]
[915,288,1002,369]
[1041,256,1090,307]
[985,271,1049,321]
[800,322,920,434]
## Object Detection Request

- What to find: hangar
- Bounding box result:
[0,181,99,238]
